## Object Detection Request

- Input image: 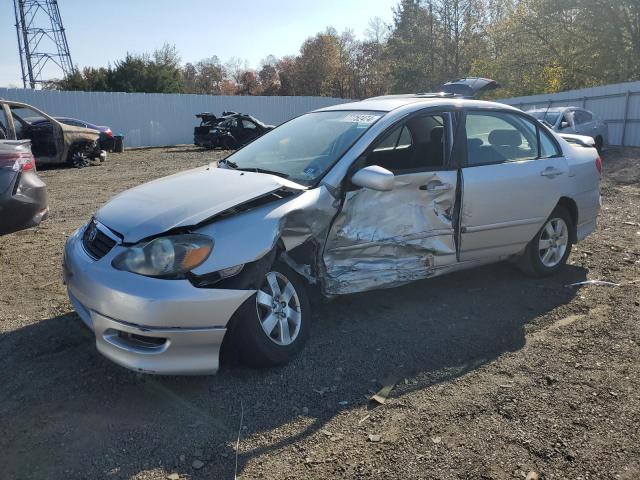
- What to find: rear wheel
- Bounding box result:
[231,262,311,367]
[595,136,603,154]
[518,205,573,277]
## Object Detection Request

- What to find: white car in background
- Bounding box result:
[528,107,608,153]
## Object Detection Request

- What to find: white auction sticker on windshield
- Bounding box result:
[340,113,381,124]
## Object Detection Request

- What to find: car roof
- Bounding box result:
[314,96,521,114]
[528,107,571,113]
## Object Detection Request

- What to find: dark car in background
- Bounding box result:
[194,111,274,149]
[0,140,48,235]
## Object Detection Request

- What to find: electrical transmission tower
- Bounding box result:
[13,0,74,88]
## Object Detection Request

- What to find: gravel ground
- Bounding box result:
[0,146,638,480]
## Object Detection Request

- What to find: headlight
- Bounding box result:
[112,234,213,278]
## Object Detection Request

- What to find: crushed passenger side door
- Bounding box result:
[322,113,458,295]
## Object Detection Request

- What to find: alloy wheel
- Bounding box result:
[256,271,302,346]
[538,217,569,267]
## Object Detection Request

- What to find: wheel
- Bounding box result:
[518,206,573,277]
[230,262,311,367]
[69,151,90,168]
[594,136,603,154]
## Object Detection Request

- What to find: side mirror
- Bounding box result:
[560,121,570,130]
[351,165,394,191]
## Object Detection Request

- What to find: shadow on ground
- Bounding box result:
[0,262,586,479]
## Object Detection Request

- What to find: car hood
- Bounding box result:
[96,165,303,243]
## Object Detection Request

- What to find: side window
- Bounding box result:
[539,127,561,158]
[9,106,32,139]
[372,124,411,152]
[367,115,447,173]
[465,112,538,166]
[241,119,257,129]
[576,111,592,124]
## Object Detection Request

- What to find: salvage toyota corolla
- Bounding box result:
[63,94,602,375]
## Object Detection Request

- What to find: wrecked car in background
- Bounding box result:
[28,116,118,152]
[194,111,274,149]
[0,140,48,235]
[527,107,608,153]
[63,92,602,375]
[0,100,106,168]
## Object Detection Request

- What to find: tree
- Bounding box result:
[276,56,299,95]
[258,55,281,95]
[386,0,436,92]
[237,70,261,95]
[194,57,226,94]
[296,30,342,96]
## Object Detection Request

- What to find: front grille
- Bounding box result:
[82,220,117,260]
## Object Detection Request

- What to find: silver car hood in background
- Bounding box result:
[96,165,302,243]
[557,133,596,148]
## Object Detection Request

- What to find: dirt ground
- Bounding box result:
[0,146,638,480]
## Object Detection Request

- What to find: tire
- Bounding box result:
[69,151,90,168]
[595,136,603,154]
[518,205,574,277]
[230,262,311,368]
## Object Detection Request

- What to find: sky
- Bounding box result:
[0,0,397,88]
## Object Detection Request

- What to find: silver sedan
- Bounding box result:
[63,96,602,375]
[528,107,608,153]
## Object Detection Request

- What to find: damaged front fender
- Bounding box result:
[189,185,339,285]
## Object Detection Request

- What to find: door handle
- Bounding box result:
[540,167,564,178]
[420,181,452,192]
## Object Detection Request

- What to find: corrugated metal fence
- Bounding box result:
[3,81,639,148]
[0,89,349,148]
[500,80,640,147]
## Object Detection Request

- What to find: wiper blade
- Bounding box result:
[236,167,289,179]
[218,158,238,169]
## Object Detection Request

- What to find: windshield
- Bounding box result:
[529,111,561,126]
[222,110,383,186]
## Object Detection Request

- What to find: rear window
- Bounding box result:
[529,111,561,126]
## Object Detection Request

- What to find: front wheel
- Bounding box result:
[69,151,90,168]
[230,262,311,368]
[518,206,573,277]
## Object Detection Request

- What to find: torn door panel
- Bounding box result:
[322,171,457,295]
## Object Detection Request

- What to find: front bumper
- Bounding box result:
[63,226,254,375]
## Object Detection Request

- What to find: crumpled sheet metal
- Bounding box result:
[322,171,457,295]
[194,185,337,277]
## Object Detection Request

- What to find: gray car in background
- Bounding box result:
[528,107,608,152]
[63,95,602,375]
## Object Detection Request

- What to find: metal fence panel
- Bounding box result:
[500,80,640,147]
[0,89,350,148]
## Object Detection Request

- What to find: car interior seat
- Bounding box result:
[425,126,444,167]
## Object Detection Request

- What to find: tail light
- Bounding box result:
[105,128,114,138]
[0,151,36,172]
[595,156,602,177]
